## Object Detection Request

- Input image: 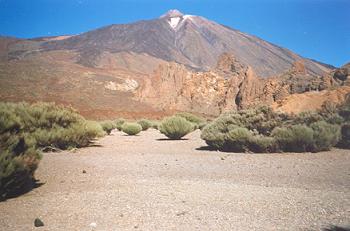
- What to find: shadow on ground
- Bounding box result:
[322,225,350,231]
[156,138,189,141]
[0,180,45,202]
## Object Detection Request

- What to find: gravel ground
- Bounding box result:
[0,129,349,231]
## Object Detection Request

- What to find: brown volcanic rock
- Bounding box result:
[291,60,307,75]
[138,54,343,115]
[138,54,251,115]
[272,86,350,114]
[138,62,228,115]
[332,63,350,85]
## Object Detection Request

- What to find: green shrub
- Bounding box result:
[159,116,193,139]
[100,120,116,135]
[339,95,350,122]
[137,119,152,131]
[338,123,350,148]
[150,120,160,130]
[0,102,104,199]
[215,106,286,135]
[0,129,41,199]
[248,135,276,153]
[201,105,348,153]
[175,112,205,125]
[225,127,252,152]
[201,122,276,153]
[122,122,142,135]
[292,111,343,126]
[201,107,283,152]
[200,120,226,149]
[272,125,314,152]
[198,122,208,130]
[310,121,340,151]
[115,118,125,131]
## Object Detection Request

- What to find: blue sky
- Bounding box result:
[0,0,349,67]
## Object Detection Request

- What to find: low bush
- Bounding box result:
[272,125,314,152]
[248,135,276,153]
[159,116,193,139]
[122,122,142,135]
[338,123,350,148]
[100,120,116,135]
[175,112,205,125]
[201,107,283,151]
[137,119,152,131]
[291,111,343,126]
[201,106,344,153]
[225,126,252,152]
[338,94,350,122]
[115,118,125,131]
[310,121,341,151]
[0,102,104,199]
[198,122,208,130]
[0,144,41,199]
[150,121,160,130]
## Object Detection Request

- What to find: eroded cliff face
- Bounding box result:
[137,53,346,116]
[137,54,244,115]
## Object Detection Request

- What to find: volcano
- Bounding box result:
[0,10,346,119]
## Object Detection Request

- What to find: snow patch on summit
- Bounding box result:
[168,17,181,29]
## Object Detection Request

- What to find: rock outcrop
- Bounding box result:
[332,63,350,86]
[138,53,337,116]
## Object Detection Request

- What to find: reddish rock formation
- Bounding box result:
[137,54,349,116]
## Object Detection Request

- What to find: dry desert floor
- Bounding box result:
[0,129,349,231]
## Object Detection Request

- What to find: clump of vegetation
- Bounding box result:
[248,135,276,153]
[338,123,350,148]
[137,119,152,131]
[121,122,142,135]
[201,106,343,153]
[337,95,350,148]
[150,120,160,130]
[115,118,125,131]
[159,116,194,139]
[198,122,208,130]
[272,125,314,152]
[176,112,205,124]
[310,121,341,151]
[0,138,41,199]
[100,120,116,135]
[224,126,252,152]
[0,102,104,199]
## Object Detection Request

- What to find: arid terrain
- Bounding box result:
[1,129,349,231]
[1,10,348,119]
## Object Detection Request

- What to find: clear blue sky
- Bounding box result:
[0,0,349,67]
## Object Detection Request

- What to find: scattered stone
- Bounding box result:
[34,218,44,227]
[176,211,187,216]
[89,222,97,229]
[220,157,225,160]
[82,170,87,174]
[134,225,138,229]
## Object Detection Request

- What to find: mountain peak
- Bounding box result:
[160,9,184,18]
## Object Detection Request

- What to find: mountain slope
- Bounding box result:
[41,9,332,77]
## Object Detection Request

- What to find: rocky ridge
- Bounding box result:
[138,53,339,116]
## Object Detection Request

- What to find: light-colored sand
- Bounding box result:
[0,129,349,231]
